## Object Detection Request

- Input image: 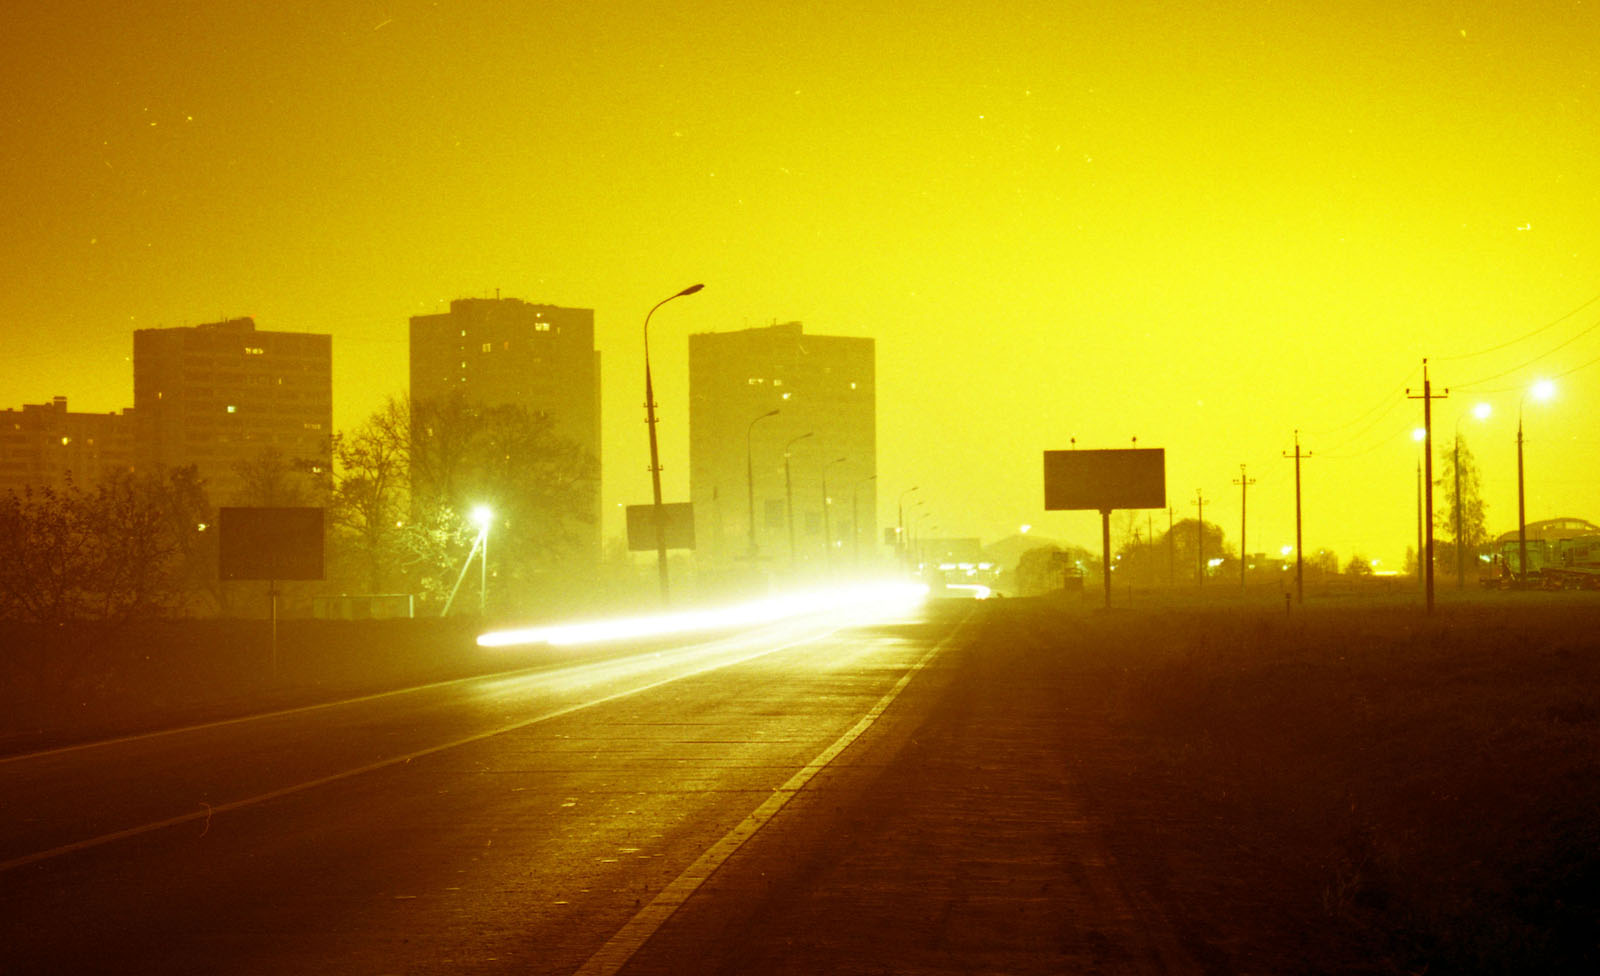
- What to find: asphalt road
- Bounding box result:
[0,596,1197,975]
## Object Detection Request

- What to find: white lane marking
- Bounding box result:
[0,630,839,874]
[573,607,975,976]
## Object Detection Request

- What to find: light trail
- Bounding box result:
[476,581,929,649]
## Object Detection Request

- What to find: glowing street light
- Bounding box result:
[443,506,493,617]
[1517,380,1556,584]
[643,283,704,603]
[471,506,492,614]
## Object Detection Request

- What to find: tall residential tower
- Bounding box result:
[133,318,332,503]
[409,298,601,552]
[689,321,876,573]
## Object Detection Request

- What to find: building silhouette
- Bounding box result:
[0,397,135,497]
[408,298,601,552]
[133,318,332,503]
[688,321,876,572]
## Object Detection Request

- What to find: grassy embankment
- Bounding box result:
[1031,592,1600,973]
[0,617,513,754]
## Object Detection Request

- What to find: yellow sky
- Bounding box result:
[3,0,1597,567]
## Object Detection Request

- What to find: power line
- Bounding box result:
[1453,313,1600,391]
[1434,286,1600,362]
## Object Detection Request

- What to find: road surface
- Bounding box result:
[1,597,1196,975]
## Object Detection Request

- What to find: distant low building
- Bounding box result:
[0,396,135,497]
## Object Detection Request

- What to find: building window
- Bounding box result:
[535,322,551,332]
[244,347,264,355]
[226,405,237,414]
[482,343,492,353]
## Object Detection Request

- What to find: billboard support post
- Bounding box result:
[1042,448,1167,610]
[1100,509,1113,609]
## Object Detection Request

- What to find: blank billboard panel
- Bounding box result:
[626,502,697,551]
[1043,448,1166,512]
[218,507,326,580]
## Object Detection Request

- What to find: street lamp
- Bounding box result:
[1517,380,1556,585]
[442,506,493,617]
[643,283,703,603]
[853,474,877,569]
[471,505,492,614]
[745,408,780,559]
[1452,403,1491,589]
[783,431,813,570]
[822,456,848,575]
[896,486,919,570]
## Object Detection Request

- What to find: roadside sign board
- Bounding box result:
[219,507,325,580]
[1043,448,1166,511]
[626,502,696,551]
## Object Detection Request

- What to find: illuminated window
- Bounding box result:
[482,343,492,353]
[850,382,858,390]
[781,392,792,400]
[773,379,783,386]
[60,436,70,446]
[459,330,466,337]
[226,405,237,413]
[244,347,264,355]
[535,322,551,332]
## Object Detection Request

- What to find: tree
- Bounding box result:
[232,446,321,506]
[1343,553,1374,577]
[330,396,412,593]
[1436,434,1489,578]
[0,470,213,623]
[1012,544,1096,596]
[403,392,599,612]
[1160,518,1233,585]
[1307,548,1340,577]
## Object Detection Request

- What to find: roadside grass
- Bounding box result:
[1034,595,1600,973]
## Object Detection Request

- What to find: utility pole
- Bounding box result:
[1283,431,1310,605]
[1167,506,1175,587]
[1407,359,1448,614]
[1233,464,1255,594]
[1193,489,1205,587]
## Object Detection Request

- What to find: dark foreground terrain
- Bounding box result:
[4,594,1597,973]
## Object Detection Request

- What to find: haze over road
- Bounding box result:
[2,598,1193,975]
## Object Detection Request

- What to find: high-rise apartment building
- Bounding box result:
[688,321,876,571]
[133,318,332,503]
[0,397,135,497]
[408,298,601,549]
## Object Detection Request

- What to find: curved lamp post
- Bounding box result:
[1516,380,1555,584]
[896,485,919,570]
[822,456,848,575]
[643,283,703,602]
[853,473,877,569]
[783,432,813,569]
[745,408,780,559]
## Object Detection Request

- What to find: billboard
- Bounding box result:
[218,507,325,581]
[626,502,696,551]
[1043,448,1166,512]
